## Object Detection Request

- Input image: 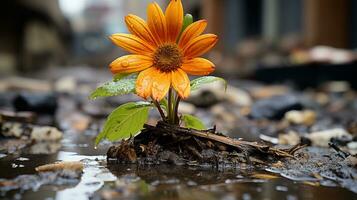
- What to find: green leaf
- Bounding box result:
[113,73,132,81]
[190,76,227,91]
[159,98,168,112]
[95,102,152,145]
[182,114,206,130]
[182,14,193,32]
[89,74,138,99]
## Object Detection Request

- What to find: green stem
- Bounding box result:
[174,96,181,124]
[167,88,173,124]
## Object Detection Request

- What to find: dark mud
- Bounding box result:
[269,147,357,193]
[106,121,301,167]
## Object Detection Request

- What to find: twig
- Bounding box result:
[153,100,166,121]
[329,142,350,159]
[153,122,299,158]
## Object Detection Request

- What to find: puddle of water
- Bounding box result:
[1,132,357,200]
[55,154,110,200]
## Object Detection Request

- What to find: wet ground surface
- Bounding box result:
[1,131,356,200]
[1,66,357,199]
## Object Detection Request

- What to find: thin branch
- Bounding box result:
[153,100,166,121]
[153,122,299,158]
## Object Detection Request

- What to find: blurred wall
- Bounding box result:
[0,0,70,74]
[304,0,349,48]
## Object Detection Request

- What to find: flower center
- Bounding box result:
[153,44,182,73]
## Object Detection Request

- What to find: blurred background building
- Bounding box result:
[1,0,357,80]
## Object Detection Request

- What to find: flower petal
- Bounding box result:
[109,33,154,55]
[181,58,215,75]
[178,20,207,48]
[110,55,153,74]
[165,0,183,42]
[136,67,156,99]
[147,2,167,45]
[182,34,218,58]
[125,14,158,46]
[171,69,190,99]
[151,69,171,101]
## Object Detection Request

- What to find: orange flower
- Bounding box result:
[109,0,218,101]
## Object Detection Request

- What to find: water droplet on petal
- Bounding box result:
[121,61,130,68]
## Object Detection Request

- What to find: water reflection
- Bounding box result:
[56,151,111,200]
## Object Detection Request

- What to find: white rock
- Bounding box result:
[55,76,77,93]
[260,134,279,144]
[279,131,300,145]
[1,122,23,138]
[284,110,316,126]
[1,122,63,141]
[178,102,196,114]
[191,81,252,106]
[225,85,252,106]
[347,142,357,150]
[306,128,352,147]
[210,104,236,124]
[31,126,63,141]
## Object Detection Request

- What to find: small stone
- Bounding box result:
[1,122,62,141]
[323,81,350,93]
[0,110,36,123]
[306,128,352,147]
[188,82,251,107]
[315,92,329,105]
[260,134,279,144]
[188,90,220,108]
[13,92,58,115]
[178,102,196,114]
[1,122,24,138]
[347,142,357,150]
[30,126,63,141]
[250,85,289,99]
[284,110,316,126]
[250,95,303,120]
[54,76,77,93]
[0,77,51,92]
[309,46,354,64]
[66,113,91,132]
[210,104,236,129]
[278,131,300,145]
[35,161,83,173]
[224,85,252,107]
